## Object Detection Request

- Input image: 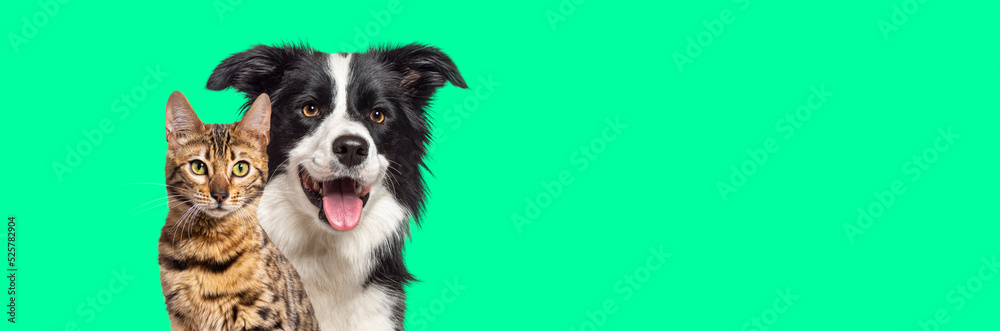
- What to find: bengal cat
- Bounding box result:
[158,91,319,331]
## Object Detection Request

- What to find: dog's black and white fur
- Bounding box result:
[206,43,466,330]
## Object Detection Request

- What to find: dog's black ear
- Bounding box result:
[206,44,311,96]
[370,43,468,101]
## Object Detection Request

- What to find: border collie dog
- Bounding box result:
[206,43,466,330]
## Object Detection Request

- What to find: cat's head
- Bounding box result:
[164,91,271,219]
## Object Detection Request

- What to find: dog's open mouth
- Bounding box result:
[299,167,371,231]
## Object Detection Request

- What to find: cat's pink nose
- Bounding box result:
[211,191,228,203]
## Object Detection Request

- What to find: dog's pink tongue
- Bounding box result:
[322,180,362,231]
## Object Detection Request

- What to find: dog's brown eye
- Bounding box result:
[302,104,319,117]
[369,109,385,124]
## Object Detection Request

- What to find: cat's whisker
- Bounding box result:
[130,195,182,211]
[180,205,201,248]
[125,182,191,191]
[168,207,190,238]
[171,205,197,248]
[246,210,257,243]
[235,208,251,245]
[182,205,201,246]
[132,196,190,216]
[239,210,248,244]
[246,208,258,241]
[248,207,260,240]
[166,197,192,209]
[165,201,188,213]
[133,201,171,217]
[239,205,260,242]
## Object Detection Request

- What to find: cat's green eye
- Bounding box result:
[190,161,207,175]
[232,161,250,177]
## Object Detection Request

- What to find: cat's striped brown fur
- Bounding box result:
[158,91,319,331]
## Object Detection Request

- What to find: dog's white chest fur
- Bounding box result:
[258,172,407,330]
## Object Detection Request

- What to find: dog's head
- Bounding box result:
[206,43,466,232]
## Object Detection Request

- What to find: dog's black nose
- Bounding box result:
[211,191,228,203]
[333,135,369,167]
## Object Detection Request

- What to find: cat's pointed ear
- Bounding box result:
[236,93,271,145]
[165,91,206,146]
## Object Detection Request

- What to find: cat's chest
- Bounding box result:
[171,270,282,330]
[187,307,237,331]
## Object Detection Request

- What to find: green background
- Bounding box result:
[3,0,999,330]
